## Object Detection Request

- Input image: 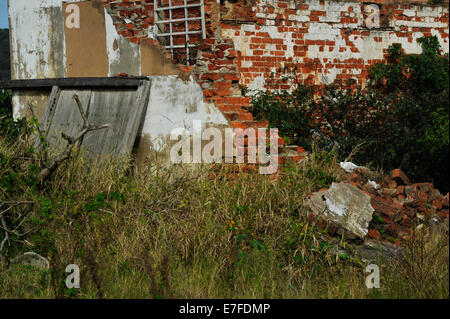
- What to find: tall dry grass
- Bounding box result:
[0,136,448,299]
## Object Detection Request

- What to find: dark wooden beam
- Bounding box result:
[0,77,149,89]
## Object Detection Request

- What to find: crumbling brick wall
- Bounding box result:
[101,0,449,126]
[220,0,449,90]
[103,0,156,43]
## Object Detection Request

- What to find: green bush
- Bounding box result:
[0,89,30,142]
[250,83,316,146]
[250,36,449,192]
[0,89,12,116]
[367,36,448,191]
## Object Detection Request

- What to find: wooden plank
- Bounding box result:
[81,88,136,156]
[81,80,151,157]
[45,89,92,152]
[33,79,151,159]
[121,80,151,154]
[0,77,148,90]
[34,86,61,149]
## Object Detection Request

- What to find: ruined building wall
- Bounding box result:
[9,1,449,89]
[219,0,449,89]
[7,0,230,163]
[100,0,449,126]
[7,0,449,159]
[102,0,449,88]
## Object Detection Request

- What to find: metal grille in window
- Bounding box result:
[154,0,206,65]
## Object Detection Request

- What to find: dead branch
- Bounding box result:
[0,201,34,216]
[0,216,9,253]
[0,219,31,237]
[0,201,35,206]
[0,201,35,253]
[38,95,109,183]
[29,104,50,161]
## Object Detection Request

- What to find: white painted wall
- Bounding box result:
[142,76,229,152]
[104,8,142,77]
[9,1,142,81]
[10,0,55,79]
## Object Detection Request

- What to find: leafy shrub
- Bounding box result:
[0,89,12,117]
[250,36,449,191]
[368,36,449,190]
[250,84,316,146]
[0,89,30,142]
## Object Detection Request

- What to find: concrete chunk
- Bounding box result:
[308,182,374,239]
[12,252,49,270]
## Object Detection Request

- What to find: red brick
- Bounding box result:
[443,193,449,208]
[367,229,382,240]
[417,191,428,202]
[437,209,449,220]
[224,74,240,81]
[201,73,221,81]
[396,185,405,196]
[391,169,410,185]
[432,199,443,211]
[214,81,232,90]
[223,97,250,105]
[216,50,225,59]
[226,50,236,58]
[237,112,253,121]
[230,121,249,130]
[371,196,402,218]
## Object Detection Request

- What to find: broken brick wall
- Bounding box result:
[101,0,449,125]
[219,0,449,90]
[102,0,449,86]
[9,0,448,145]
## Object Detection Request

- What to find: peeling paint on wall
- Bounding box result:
[105,8,141,77]
[7,0,449,162]
[8,0,83,80]
[139,76,229,153]
[221,0,449,88]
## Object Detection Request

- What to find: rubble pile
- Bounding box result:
[308,164,449,246]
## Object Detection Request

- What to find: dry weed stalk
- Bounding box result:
[38,95,109,182]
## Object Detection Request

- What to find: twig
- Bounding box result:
[0,201,34,216]
[0,221,30,237]
[38,95,109,182]
[0,205,13,217]
[0,216,9,252]
[28,104,44,137]
[344,141,367,162]
[0,201,35,206]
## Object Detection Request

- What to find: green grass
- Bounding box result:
[0,135,448,299]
